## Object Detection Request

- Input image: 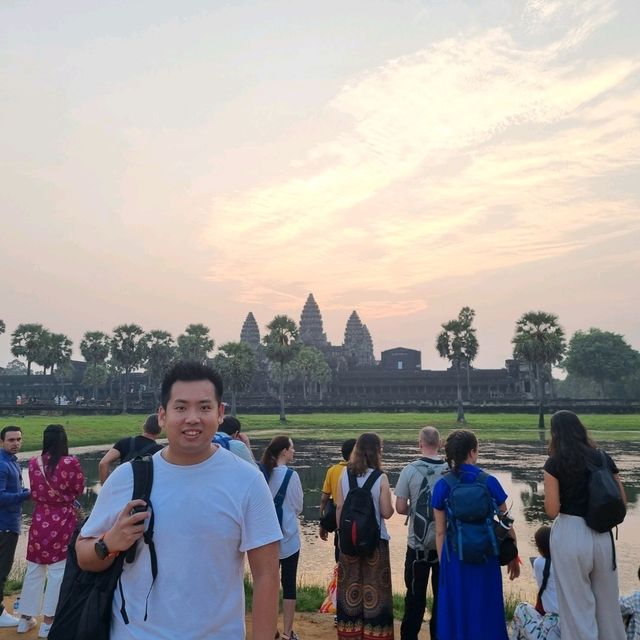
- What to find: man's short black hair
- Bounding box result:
[160,361,224,408]
[1,426,22,440]
[143,414,161,435]
[341,438,357,461]
[219,416,241,436]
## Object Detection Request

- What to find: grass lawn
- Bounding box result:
[3,411,639,452]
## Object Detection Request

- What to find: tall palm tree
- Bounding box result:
[436,307,478,423]
[512,311,566,431]
[10,323,46,376]
[80,331,111,400]
[177,324,214,363]
[111,324,146,413]
[213,341,257,416]
[263,315,300,422]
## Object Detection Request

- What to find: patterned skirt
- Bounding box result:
[337,539,395,640]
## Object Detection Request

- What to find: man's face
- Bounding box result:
[158,380,223,465]
[1,430,23,455]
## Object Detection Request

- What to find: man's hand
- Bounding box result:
[507,556,521,580]
[104,499,150,552]
[319,526,328,541]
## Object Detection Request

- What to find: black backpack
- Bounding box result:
[49,456,157,640]
[338,469,382,557]
[122,437,161,463]
[410,461,448,551]
[585,449,626,533]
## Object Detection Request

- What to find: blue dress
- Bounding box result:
[431,463,509,640]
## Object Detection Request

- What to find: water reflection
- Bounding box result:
[17,439,640,598]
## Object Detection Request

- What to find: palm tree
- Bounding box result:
[213,342,257,416]
[143,330,176,404]
[512,311,566,431]
[110,324,146,413]
[263,315,300,422]
[0,319,5,336]
[436,307,478,423]
[293,346,332,401]
[177,324,214,363]
[11,323,46,376]
[80,331,111,400]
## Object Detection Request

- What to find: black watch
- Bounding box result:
[95,535,119,560]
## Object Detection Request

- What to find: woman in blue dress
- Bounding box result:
[432,429,520,640]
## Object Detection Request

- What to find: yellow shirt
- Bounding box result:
[322,460,348,499]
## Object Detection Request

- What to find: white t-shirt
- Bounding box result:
[534,556,559,615]
[82,448,282,640]
[340,468,390,541]
[228,439,256,466]
[267,465,303,559]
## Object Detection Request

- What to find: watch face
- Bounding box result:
[95,539,109,560]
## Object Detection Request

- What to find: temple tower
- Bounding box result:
[343,311,375,368]
[299,293,328,349]
[240,312,261,351]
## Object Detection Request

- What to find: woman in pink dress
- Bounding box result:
[17,424,85,638]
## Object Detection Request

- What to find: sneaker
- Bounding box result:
[17,616,37,633]
[0,609,19,627]
[38,622,53,638]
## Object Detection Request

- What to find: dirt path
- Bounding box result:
[0,595,419,639]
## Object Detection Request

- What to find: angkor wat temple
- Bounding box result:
[238,293,534,407]
[0,293,540,410]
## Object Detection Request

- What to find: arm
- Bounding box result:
[614,473,627,505]
[543,471,560,519]
[98,448,121,485]
[0,463,29,507]
[434,508,446,561]
[395,496,409,515]
[75,499,149,572]
[318,491,331,540]
[379,474,394,519]
[335,479,344,528]
[247,541,280,640]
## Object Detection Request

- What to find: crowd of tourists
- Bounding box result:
[0,360,638,640]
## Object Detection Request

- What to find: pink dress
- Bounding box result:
[27,454,85,564]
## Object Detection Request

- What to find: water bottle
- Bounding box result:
[13,597,20,614]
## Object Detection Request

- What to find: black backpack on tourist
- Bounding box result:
[338,469,382,557]
[585,448,626,533]
[49,456,156,640]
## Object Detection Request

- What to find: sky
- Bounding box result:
[1,0,639,371]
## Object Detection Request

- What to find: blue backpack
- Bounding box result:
[444,471,499,564]
[212,432,231,450]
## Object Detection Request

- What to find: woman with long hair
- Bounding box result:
[17,424,84,638]
[543,410,627,639]
[261,436,303,640]
[335,432,394,640]
[432,429,520,640]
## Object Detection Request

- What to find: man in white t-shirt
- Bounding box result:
[76,361,282,640]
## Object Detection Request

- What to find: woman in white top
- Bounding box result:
[335,432,394,640]
[511,526,561,640]
[261,436,303,640]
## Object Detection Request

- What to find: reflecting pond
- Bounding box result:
[17,438,640,599]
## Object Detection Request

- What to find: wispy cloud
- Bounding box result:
[205,1,639,319]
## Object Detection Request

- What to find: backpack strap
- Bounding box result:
[135,439,160,458]
[361,469,382,492]
[120,456,157,624]
[275,468,294,503]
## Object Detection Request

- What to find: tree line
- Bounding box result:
[1,312,639,422]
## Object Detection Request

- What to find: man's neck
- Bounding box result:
[419,448,441,459]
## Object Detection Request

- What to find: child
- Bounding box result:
[511,526,560,640]
[620,566,640,640]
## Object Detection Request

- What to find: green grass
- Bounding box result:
[5,559,25,594]
[6,411,639,452]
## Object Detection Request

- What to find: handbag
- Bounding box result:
[319,499,337,532]
[36,455,85,521]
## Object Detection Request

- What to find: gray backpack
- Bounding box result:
[410,461,448,551]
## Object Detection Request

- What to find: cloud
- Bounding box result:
[204,1,639,318]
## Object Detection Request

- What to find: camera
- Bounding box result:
[493,512,514,542]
